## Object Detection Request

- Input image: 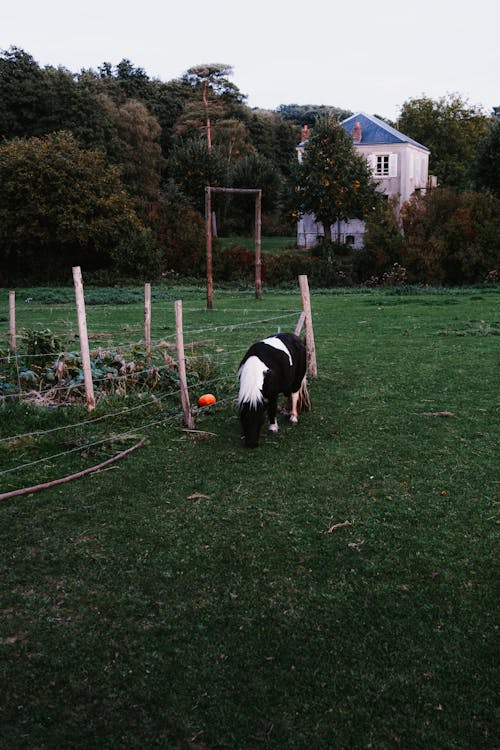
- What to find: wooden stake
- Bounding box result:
[9,291,16,353]
[205,186,213,310]
[144,282,151,361]
[294,310,306,336]
[175,300,195,430]
[255,190,262,300]
[298,275,318,378]
[72,266,95,411]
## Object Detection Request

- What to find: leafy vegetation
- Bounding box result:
[0,286,498,749]
[398,94,492,190]
[0,131,153,283]
[1,47,498,286]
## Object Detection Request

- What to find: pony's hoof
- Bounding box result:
[269,423,279,433]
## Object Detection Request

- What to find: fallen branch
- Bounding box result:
[423,411,454,417]
[0,438,145,502]
[325,520,353,533]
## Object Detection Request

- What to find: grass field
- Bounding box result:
[218,236,298,254]
[0,284,498,749]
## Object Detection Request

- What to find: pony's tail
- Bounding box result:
[297,377,311,413]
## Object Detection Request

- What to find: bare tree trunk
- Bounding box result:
[202,81,212,151]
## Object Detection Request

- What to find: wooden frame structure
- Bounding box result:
[205,186,262,310]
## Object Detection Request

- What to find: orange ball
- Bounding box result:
[198,393,216,406]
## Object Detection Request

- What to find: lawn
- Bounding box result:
[0,284,498,749]
[218,236,298,254]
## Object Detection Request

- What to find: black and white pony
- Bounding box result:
[238,332,308,448]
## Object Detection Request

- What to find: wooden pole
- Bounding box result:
[9,291,16,353]
[255,190,262,300]
[205,186,213,310]
[175,300,195,430]
[298,275,318,378]
[294,310,306,336]
[72,266,96,411]
[144,282,151,361]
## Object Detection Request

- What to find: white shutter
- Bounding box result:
[389,153,398,177]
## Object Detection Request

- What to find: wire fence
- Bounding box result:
[1,284,307,494]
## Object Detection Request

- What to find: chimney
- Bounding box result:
[352,121,362,143]
[301,124,309,142]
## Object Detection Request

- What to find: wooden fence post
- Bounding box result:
[205,186,213,310]
[298,275,318,378]
[72,266,95,411]
[175,300,195,430]
[9,291,16,353]
[144,282,151,361]
[255,189,262,300]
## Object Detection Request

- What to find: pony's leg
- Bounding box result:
[267,396,279,433]
[290,390,300,424]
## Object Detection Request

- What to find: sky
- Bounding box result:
[2,0,498,122]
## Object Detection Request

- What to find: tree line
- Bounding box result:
[0,46,498,285]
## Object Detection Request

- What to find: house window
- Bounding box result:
[369,153,398,178]
[345,235,355,245]
[376,155,390,176]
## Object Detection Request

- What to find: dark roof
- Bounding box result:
[341,113,430,151]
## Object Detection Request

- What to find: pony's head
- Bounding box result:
[239,400,266,448]
[238,355,268,448]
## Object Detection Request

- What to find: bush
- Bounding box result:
[213,245,255,282]
[212,245,317,286]
[401,188,500,284]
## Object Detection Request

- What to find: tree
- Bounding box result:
[276,103,353,126]
[167,137,227,213]
[156,180,206,277]
[470,118,500,197]
[397,94,490,190]
[0,131,153,283]
[0,47,46,139]
[181,64,244,149]
[101,96,164,204]
[0,47,119,154]
[293,115,380,241]
[77,62,190,161]
[245,110,300,177]
[224,153,282,234]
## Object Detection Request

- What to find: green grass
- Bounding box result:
[0,285,498,749]
[218,236,298,254]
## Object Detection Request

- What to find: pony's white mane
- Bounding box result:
[238,356,268,407]
[261,336,293,365]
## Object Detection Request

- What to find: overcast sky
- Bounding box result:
[2,0,498,122]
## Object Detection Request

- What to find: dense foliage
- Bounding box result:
[0,47,498,286]
[398,94,491,190]
[0,131,154,283]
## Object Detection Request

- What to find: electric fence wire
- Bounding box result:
[0,373,237,445]
[0,304,301,480]
[0,311,299,363]
[0,392,237,481]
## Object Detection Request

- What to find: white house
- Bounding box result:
[296,112,433,249]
